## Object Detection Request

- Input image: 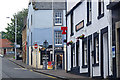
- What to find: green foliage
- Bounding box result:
[4,9,28,49]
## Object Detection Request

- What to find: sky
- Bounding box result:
[0,0,29,32]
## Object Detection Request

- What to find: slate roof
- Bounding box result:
[31,2,66,10]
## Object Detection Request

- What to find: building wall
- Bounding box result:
[67,0,112,78]
[27,1,66,70]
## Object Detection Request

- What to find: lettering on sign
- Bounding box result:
[76,20,84,32]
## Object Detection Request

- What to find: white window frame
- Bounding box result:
[55,31,63,46]
[54,11,62,26]
[84,42,88,65]
[95,37,99,63]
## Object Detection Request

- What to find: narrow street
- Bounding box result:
[2,58,56,79]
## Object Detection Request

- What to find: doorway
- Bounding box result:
[4,49,6,55]
[56,54,63,69]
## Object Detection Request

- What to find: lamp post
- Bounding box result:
[43,40,49,69]
[15,15,17,60]
[6,15,17,60]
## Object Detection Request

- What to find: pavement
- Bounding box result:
[8,58,88,79]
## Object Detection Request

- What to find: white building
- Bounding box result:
[66,0,113,78]
[27,0,67,70]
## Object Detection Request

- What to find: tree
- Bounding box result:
[4,9,28,49]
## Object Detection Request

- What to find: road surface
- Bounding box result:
[2,58,56,80]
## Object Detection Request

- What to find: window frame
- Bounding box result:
[54,10,63,26]
[97,0,104,19]
[70,12,74,36]
[82,38,88,68]
[86,0,92,26]
[54,30,63,47]
[93,33,99,67]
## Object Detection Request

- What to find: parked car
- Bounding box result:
[17,52,22,60]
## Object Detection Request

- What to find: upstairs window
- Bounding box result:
[87,0,92,26]
[54,11,62,26]
[31,15,32,26]
[98,0,104,19]
[70,12,74,36]
[55,31,62,46]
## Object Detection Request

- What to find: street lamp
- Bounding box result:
[43,40,49,69]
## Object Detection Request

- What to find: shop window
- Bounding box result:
[76,40,79,66]
[82,38,88,68]
[73,47,75,67]
[71,43,75,68]
[55,31,63,46]
[93,33,99,66]
[98,0,104,19]
[87,0,92,26]
[54,11,63,26]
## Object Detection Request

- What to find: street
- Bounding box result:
[2,58,56,80]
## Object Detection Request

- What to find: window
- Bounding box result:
[71,43,75,68]
[28,19,29,29]
[95,37,99,64]
[55,31,62,46]
[73,47,75,67]
[71,12,74,36]
[54,11,62,26]
[82,38,88,68]
[98,0,104,19]
[87,0,92,26]
[93,33,99,66]
[31,15,32,25]
[76,40,79,66]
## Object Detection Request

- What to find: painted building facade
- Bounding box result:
[107,0,120,78]
[27,0,67,70]
[66,0,113,78]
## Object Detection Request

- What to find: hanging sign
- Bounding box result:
[61,27,67,34]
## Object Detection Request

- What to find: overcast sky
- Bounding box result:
[0,0,29,32]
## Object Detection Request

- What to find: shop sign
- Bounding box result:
[76,20,84,32]
[112,46,115,58]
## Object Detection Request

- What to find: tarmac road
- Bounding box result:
[2,58,56,80]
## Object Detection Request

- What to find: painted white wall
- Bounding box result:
[67,0,112,78]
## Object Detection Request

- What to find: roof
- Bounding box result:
[66,0,84,17]
[31,2,66,10]
[0,39,14,48]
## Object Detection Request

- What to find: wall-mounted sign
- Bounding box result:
[76,20,84,32]
[61,27,67,34]
[112,46,115,58]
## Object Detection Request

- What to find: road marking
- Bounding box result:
[14,68,27,70]
[9,60,58,79]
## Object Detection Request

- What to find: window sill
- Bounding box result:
[92,63,99,67]
[82,65,88,68]
[86,21,91,26]
[97,13,104,20]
